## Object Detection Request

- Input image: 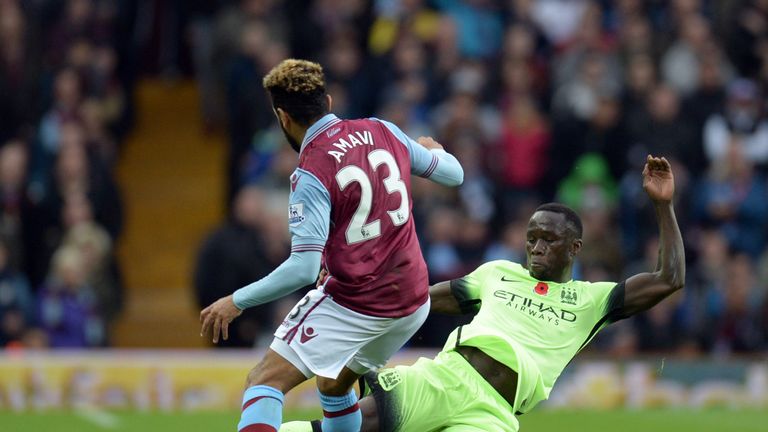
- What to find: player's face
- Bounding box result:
[525,211,577,282]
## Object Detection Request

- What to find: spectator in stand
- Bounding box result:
[707,254,765,354]
[495,94,550,206]
[703,79,768,168]
[684,49,728,139]
[483,217,527,263]
[323,30,376,119]
[36,68,83,178]
[194,185,287,348]
[627,84,701,174]
[727,0,768,78]
[225,20,287,201]
[0,1,39,143]
[693,141,768,256]
[0,141,30,272]
[0,238,34,347]
[37,246,104,348]
[62,221,121,337]
[661,13,733,97]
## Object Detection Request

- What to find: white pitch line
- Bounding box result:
[74,408,121,429]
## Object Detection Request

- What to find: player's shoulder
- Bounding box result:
[570,278,620,302]
[290,167,330,195]
[472,260,528,279]
[571,278,618,290]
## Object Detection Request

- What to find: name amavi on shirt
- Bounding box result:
[327,130,375,162]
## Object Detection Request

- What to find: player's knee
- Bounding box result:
[245,356,307,393]
[245,364,268,387]
[245,359,285,389]
[316,378,348,396]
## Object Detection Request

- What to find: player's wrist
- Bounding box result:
[231,290,248,311]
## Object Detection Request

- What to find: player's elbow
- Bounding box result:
[295,267,320,287]
[660,269,685,292]
[291,251,322,287]
[451,169,464,186]
[444,166,464,187]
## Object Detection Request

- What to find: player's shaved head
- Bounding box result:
[534,203,583,239]
[263,59,329,126]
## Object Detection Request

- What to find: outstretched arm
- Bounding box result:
[200,170,330,343]
[376,119,464,186]
[430,281,463,314]
[409,136,464,186]
[621,156,685,317]
[430,278,482,315]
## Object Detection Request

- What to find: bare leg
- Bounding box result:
[359,395,380,432]
[246,348,308,392]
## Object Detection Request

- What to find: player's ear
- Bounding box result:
[275,108,290,129]
[570,238,583,257]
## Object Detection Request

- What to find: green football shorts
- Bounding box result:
[366,350,520,432]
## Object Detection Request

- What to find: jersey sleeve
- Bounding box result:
[449,261,500,315]
[373,118,464,186]
[288,168,331,252]
[591,280,628,325]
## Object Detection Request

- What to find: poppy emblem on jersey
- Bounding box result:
[300,326,318,344]
[288,202,305,227]
[534,282,549,295]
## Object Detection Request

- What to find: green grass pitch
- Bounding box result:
[1,409,766,431]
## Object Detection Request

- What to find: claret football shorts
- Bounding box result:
[271,288,430,379]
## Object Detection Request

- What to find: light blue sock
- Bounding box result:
[319,390,361,432]
[238,385,284,432]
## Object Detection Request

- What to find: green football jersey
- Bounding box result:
[443,260,624,413]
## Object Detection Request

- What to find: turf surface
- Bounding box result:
[1,409,765,431]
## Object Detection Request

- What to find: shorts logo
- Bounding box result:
[377,370,402,391]
[561,286,578,305]
[288,203,306,227]
[534,282,549,295]
[300,326,318,344]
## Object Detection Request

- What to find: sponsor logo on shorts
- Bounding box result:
[377,370,402,391]
[300,326,318,344]
[288,202,306,227]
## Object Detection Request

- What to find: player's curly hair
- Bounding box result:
[262,59,329,126]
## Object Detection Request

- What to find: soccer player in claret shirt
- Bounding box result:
[199,59,463,432]
[281,155,684,432]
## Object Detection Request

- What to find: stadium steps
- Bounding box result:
[112,80,225,347]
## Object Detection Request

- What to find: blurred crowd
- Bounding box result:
[0,0,133,349]
[193,0,768,356]
[2,0,768,357]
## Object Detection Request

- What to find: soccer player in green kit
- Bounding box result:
[281,155,684,432]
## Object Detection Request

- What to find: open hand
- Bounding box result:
[417,136,444,150]
[200,295,242,344]
[642,155,674,204]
